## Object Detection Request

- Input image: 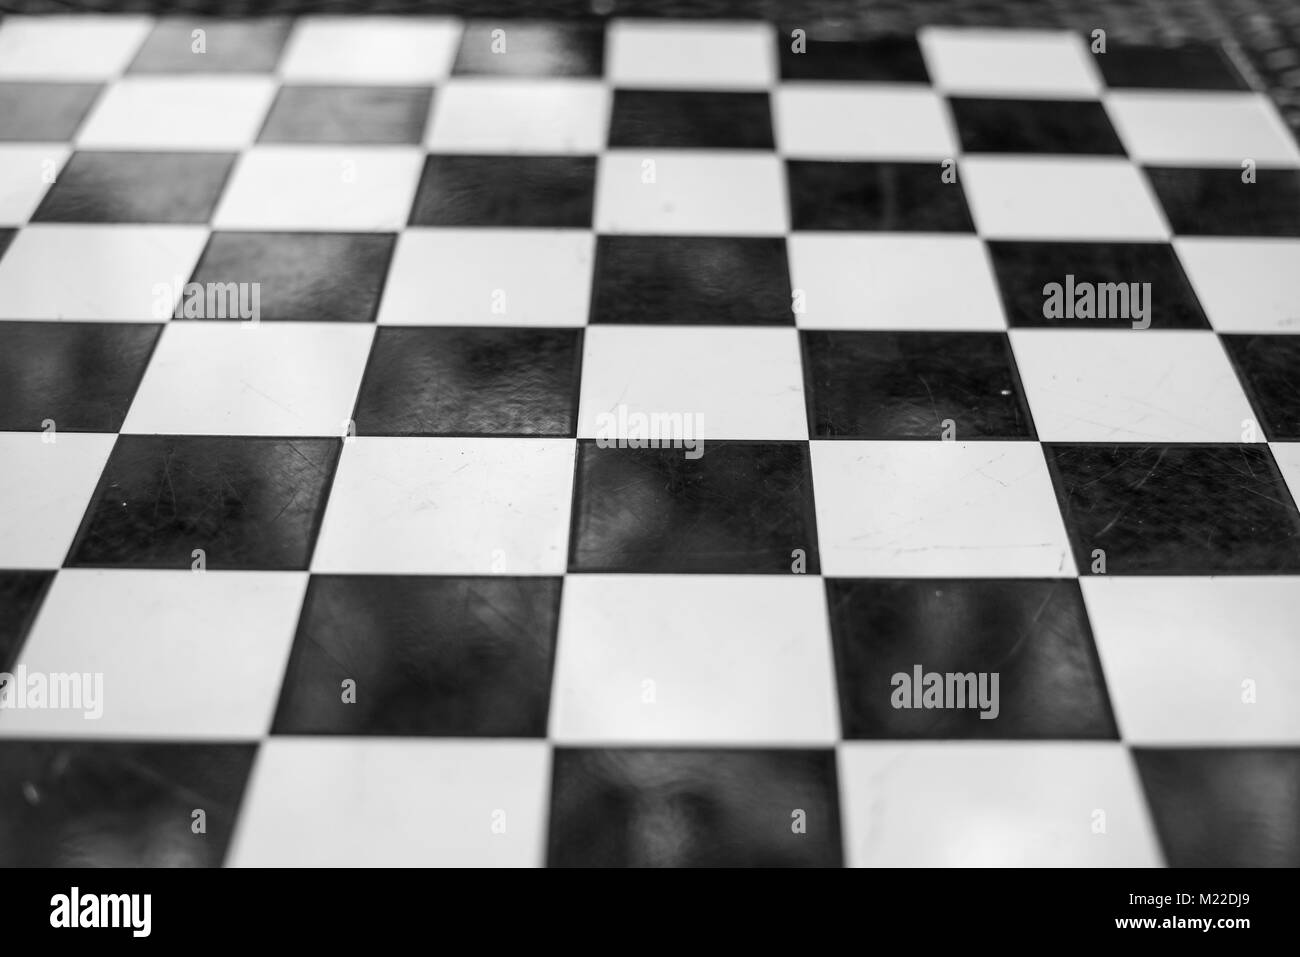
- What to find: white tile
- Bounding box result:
[788,233,1005,330]
[0,146,68,225]
[1010,329,1258,442]
[840,743,1162,866]
[595,151,786,235]
[551,576,838,745]
[0,16,152,79]
[607,19,774,90]
[961,157,1168,240]
[229,739,549,867]
[1269,442,1300,511]
[279,16,462,84]
[0,433,114,569]
[577,326,807,441]
[1106,92,1300,167]
[0,225,209,321]
[377,228,592,327]
[775,85,957,160]
[919,27,1102,98]
[1082,577,1300,744]
[312,437,575,574]
[811,441,1075,577]
[213,146,423,231]
[0,569,306,739]
[77,77,277,150]
[122,323,373,437]
[1175,238,1300,333]
[427,79,609,154]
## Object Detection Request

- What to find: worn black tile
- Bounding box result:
[66,435,340,570]
[590,236,792,325]
[453,20,604,76]
[0,571,54,674]
[826,578,1116,739]
[778,33,929,82]
[129,18,292,73]
[272,575,560,736]
[1135,748,1300,867]
[31,151,234,225]
[1146,166,1300,237]
[0,322,161,431]
[609,90,774,149]
[1094,42,1250,91]
[802,330,1034,439]
[1222,335,1300,440]
[951,97,1124,155]
[787,161,974,231]
[354,327,582,436]
[987,241,1209,329]
[569,441,819,574]
[259,85,431,145]
[410,155,595,227]
[1045,443,1300,574]
[0,741,255,866]
[548,748,842,867]
[0,82,101,141]
[188,231,395,322]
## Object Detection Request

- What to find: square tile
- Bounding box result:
[828,578,1116,739]
[775,86,955,159]
[1175,238,1300,332]
[452,21,604,77]
[568,441,819,574]
[547,748,841,867]
[778,34,929,82]
[607,20,774,90]
[1095,42,1250,91]
[1222,335,1300,439]
[1147,167,1300,236]
[129,18,293,73]
[802,330,1034,439]
[0,569,305,739]
[950,97,1123,154]
[213,147,423,231]
[0,571,53,672]
[353,326,582,436]
[551,576,837,744]
[311,437,575,575]
[1106,92,1300,166]
[919,27,1102,98]
[122,323,373,437]
[77,77,276,150]
[786,161,974,231]
[596,152,785,235]
[788,234,1005,331]
[960,157,1167,240]
[589,236,792,326]
[0,145,68,225]
[1045,443,1300,574]
[33,151,233,225]
[427,79,607,153]
[376,227,592,326]
[610,90,773,149]
[272,575,561,736]
[279,16,461,84]
[411,154,595,228]
[66,435,340,570]
[260,85,431,145]
[1011,329,1256,442]
[811,441,1075,577]
[0,229,13,260]
[229,739,549,867]
[0,82,100,141]
[0,16,152,80]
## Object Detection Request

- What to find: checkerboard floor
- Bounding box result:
[0,13,1298,868]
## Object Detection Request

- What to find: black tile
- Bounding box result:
[1045,443,1300,574]
[569,440,820,574]
[1094,42,1250,91]
[987,241,1209,329]
[547,748,842,867]
[66,435,340,570]
[787,161,974,231]
[188,232,395,322]
[452,21,604,76]
[0,82,101,141]
[590,236,792,325]
[0,322,161,431]
[0,229,13,261]
[129,18,292,73]
[0,741,255,866]
[410,155,595,228]
[609,90,774,149]
[259,85,432,145]
[32,151,234,225]
[826,578,1116,739]
[1146,166,1300,237]
[802,330,1035,439]
[1135,748,1300,867]
[0,571,54,674]
[1222,335,1300,440]
[272,575,560,737]
[950,97,1124,155]
[778,34,928,82]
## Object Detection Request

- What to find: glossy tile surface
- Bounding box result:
[1145,167,1300,236]
[951,97,1124,154]
[33,151,234,224]
[1222,334,1300,439]
[610,90,774,149]
[787,160,975,231]
[259,85,431,145]
[411,154,595,228]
